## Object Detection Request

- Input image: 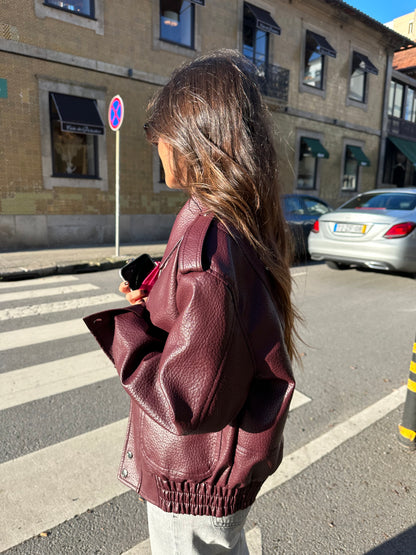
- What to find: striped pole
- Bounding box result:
[398,338,416,450]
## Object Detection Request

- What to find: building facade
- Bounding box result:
[383,45,416,187]
[0,0,412,250]
[386,10,416,41]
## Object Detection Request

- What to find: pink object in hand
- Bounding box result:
[141,261,160,293]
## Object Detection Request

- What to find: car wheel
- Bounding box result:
[326,261,350,270]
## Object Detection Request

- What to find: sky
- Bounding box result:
[345,1,415,24]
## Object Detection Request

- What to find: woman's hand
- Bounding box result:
[119,282,148,305]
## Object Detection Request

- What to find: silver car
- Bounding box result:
[308,188,416,274]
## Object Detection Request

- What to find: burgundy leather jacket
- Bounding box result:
[84,198,295,517]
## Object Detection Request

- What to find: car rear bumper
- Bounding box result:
[308,236,416,273]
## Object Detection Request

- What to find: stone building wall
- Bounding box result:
[0,0,409,249]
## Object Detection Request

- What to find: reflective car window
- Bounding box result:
[303,199,330,215]
[283,196,304,214]
[342,193,416,211]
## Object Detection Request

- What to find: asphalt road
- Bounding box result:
[0,263,415,554]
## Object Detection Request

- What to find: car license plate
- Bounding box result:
[334,223,367,234]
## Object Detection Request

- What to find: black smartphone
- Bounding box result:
[119,254,156,290]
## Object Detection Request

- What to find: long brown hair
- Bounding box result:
[146,49,300,362]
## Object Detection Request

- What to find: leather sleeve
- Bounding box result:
[84,270,254,436]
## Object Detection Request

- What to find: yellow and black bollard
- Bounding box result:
[398,338,416,450]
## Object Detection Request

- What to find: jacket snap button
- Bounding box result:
[122,468,128,478]
[127,451,133,459]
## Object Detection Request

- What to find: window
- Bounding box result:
[303,197,330,216]
[348,52,378,104]
[297,137,329,190]
[49,93,103,178]
[243,3,280,69]
[342,147,361,191]
[303,30,336,90]
[38,78,107,190]
[409,21,414,34]
[35,0,103,34]
[160,0,195,48]
[388,81,416,122]
[349,54,366,103]
[342,144,369,192]
[152,149,174,193]
[404,88,416,122]
[243,5,269,68]
[44,0,94,18]
[384,137,416,187]
[388,81,404,118]
[342,192,416,211]
[242,3,284,99]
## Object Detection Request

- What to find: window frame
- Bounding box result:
[346,49,379,111]
[159,0,195,50]
[242,3,270,68]
[49,93,100,180]
[34,0,104,34]
[295,131,326,192]
[348,52,368,104]
[153,0,201,56]
[38,77,107,190]
[388,80,405,118]
[299,28,335,98]
[303,32,325,91]
[340,139,367,194]
[152,148,168,193]
[43,0,95,19]
[404,86,416,122]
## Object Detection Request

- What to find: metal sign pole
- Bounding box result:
[115,128,120,256]
[108,95,124,257]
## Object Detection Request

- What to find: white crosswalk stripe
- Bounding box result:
[0,293,122,320]
[0,282,99,303]
[0,350,114,410]
[0,318,88,351]
[0,419,128,552]
[0,275,79,289]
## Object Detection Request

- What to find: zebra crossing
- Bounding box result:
[0,272,311,554]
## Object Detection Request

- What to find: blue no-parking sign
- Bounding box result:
[108,95,124,131]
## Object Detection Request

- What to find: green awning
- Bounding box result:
[347,145,370,166]
[389,136,416,165]
[301,137,329,158]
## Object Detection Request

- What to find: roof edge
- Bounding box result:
[322,0,416,51]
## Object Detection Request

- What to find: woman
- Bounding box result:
[85,50,297,554]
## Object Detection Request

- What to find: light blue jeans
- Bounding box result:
[147,502,251,555]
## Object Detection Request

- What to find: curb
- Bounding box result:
[0,257,131,282]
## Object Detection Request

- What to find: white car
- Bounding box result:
[308,189,416,275]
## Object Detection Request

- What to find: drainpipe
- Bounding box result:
[376,49,393,188]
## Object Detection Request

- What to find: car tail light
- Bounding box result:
[383,222,416,238]
[311,220,320,233]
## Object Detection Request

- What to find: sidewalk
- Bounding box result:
[0,242,168,281]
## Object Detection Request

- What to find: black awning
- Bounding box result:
[189,0,205,4]
[245,2,281,35]
[353,51,379,75]
[307,30,336,58]
[51,92,105,135]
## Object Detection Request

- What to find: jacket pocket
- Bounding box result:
[140,411,222,480]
